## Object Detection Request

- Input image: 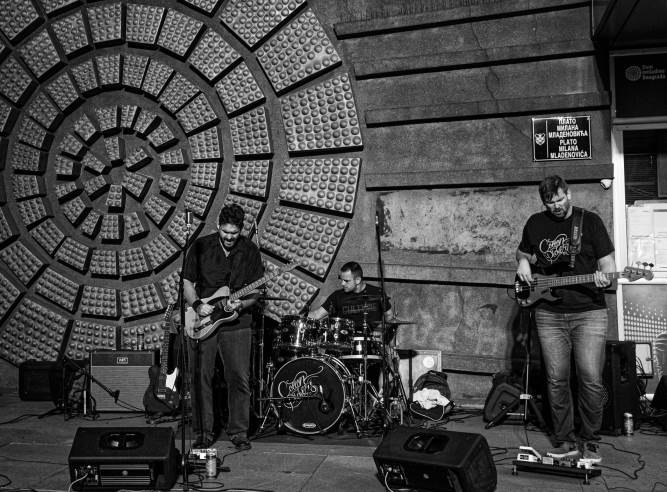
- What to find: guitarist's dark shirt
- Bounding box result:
[518,209,614,313]
[183,233,264,299]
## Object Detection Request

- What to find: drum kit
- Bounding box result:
[256,296,415,437]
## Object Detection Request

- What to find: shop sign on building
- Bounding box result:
[614,53,667,119]
[532,116,591,161]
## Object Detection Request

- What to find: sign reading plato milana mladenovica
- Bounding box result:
[532,116,591,161]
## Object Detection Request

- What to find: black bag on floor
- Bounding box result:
[409,370,454,421]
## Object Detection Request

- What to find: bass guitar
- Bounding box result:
[185,261,297,341]
[143,303,180,414]
[514,263,653,307]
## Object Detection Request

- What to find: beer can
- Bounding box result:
[623,412,634,435]
[206,449,217,478]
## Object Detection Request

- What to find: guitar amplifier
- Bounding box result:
[90,351,156,412]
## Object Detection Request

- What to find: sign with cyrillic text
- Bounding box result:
[532,116,591,161]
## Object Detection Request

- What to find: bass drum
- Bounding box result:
[270,356,351,435]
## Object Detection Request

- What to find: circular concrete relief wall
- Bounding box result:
[0,0,363,365]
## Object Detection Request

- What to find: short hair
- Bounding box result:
[340,261,363,279]
[538,175,569,203]
[218,204,245,229]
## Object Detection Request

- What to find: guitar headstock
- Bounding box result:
[623,262,654,282]
[279,259,299,274]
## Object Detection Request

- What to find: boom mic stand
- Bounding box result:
[485,307,546,429]
[177,211,194,491]
[374,210,409,428]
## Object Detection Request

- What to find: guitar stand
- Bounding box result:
[485,308,546,429]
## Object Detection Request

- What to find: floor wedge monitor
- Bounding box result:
[373,425,496,492]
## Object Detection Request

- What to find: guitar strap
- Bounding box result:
[568,206,584,269]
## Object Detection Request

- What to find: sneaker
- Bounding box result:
[230,434,251,451]
[580,442,602,464]
[545,442,580,460]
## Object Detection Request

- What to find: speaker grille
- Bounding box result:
[89,350,155,411]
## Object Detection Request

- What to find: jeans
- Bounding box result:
[534,308,607,442]
[188,315,252,440]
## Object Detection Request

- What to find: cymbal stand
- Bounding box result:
[384,327,411,425]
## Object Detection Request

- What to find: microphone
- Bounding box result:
[112,390,120,402]
[185,211,192,225]
[318,385,331,413]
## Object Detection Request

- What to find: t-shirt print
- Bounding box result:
[539,233,570,264]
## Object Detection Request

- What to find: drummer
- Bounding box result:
[308,261,393,342]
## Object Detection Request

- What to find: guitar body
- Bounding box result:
[143,365,178,415]
[143,304,181,415]
[184,307,238,341]
[515,274,562,306]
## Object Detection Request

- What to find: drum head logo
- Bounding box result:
[534,133,545,146]
[625,65,642,82]
[277,366,324,410]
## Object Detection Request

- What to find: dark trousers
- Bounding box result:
[188,315,252,440]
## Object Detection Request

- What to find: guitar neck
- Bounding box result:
[228,272,278,302]
[537,271,620,287]
[159,305,174,378]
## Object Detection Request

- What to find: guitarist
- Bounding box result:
[183,204,263,451]
[515,175,615,465]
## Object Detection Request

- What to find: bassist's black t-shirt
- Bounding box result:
[518,209,614,312]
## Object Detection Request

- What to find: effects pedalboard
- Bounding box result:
[512,446,601,484]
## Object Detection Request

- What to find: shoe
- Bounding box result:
[230,434,251,451]
[545,442,580,460]
[191,437,207,449]
[580,442,602,464]
[192,436,216,449]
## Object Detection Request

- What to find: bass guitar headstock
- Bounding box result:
[623,262,654,282]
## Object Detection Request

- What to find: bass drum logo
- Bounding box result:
[624,65,642,82]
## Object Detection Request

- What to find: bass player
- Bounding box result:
[515,175,615,464]
[183,204,263,450]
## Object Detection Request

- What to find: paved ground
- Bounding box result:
[0,388,665,492]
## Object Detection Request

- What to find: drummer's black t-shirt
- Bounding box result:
[322,284,391,330]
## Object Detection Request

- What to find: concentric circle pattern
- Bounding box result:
[0,0,363,366]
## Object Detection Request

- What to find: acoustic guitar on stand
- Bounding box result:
[514,262,653,307]
[184,261,297,341]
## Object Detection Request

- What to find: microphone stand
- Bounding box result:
[178,211,193,491]
[252,219,268,419]
[374,209,393,429]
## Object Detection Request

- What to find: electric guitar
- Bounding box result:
[143,303,180,414]
[514,263,653,307]
[184,261,297,341]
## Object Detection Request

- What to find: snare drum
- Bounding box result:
[339,336,383,361]
[318,317,354,354]
[275,316,319,352]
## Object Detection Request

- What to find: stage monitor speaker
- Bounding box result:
[652,375,667,410]
[68,426,179,491]
[90,351,155,412]
[483,382,521,423]
[600,341,641,435]
[19,360,59,401]
[398,349,441,398]
[373,425,496,492]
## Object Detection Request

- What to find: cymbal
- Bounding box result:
[372,318,416,326]
[350,294,383,302]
